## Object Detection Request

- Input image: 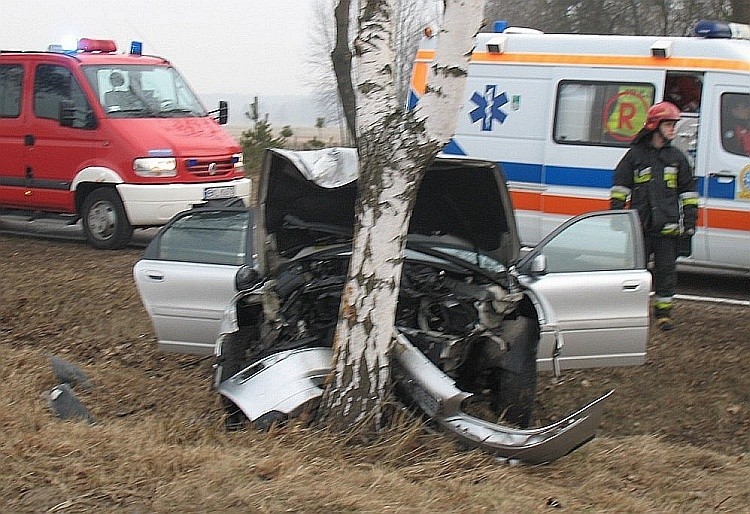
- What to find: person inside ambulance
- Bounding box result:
[665,74,702,113]
[721,93,750,156]
[610,101,698,331]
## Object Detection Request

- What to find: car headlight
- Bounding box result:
[133,157,177,177]
[232,153,244,169]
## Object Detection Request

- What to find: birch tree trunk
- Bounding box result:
[320,0,486,432]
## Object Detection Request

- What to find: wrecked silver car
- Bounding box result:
[197,148,651,464]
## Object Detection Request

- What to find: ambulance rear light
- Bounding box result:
[650,40,673,58]
[694,20,750,40]
[77,38,117,53]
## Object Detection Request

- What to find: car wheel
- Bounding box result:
[214,327,258,385]
[81,188,133,250]
[253,411,288,431]
[492,315,539,428]
[215,328,258,431]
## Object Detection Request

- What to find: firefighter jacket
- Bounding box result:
[610,139,698,236]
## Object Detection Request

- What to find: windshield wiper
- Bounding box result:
[282,214,353,238]
[159,108,200,117]
[406,240,503,282]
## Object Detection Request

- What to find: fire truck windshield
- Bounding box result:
[82,65,207,118]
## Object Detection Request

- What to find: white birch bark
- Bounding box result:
[321,0,486,432]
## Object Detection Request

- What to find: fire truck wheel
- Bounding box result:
[81,188,133,250]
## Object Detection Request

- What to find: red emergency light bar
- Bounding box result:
[77,38,117,53]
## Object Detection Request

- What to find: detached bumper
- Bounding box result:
[393,332,611,465]
[216,335,610,464]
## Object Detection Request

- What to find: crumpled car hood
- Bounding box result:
[256,148,520,272]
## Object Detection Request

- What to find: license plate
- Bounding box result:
[203,185,235,200]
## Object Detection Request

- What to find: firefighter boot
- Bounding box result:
[654,305,673,331]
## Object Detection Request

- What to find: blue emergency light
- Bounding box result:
[130,41,143,55]
[694,20,750,39]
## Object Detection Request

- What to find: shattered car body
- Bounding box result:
[207,148,651,464]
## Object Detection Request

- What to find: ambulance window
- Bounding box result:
[665,73,702,113]
[0,64,23,118]
[33,64,94,129]
[721,93,750,157]
[554,81,655,147]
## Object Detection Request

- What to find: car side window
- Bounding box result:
[34,64,93,128]
[540,212,638,273]
[157,211,250,266]
[0,64,23,118]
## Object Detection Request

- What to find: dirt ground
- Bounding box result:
[1,233,749,512]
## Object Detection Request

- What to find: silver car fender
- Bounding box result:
[217,347,333,422]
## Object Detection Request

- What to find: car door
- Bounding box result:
[517,209,651,372]
[133,207,253,355]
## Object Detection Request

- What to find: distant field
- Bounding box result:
[225,125,344,147]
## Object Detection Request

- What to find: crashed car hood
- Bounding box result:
[257,147,520,270]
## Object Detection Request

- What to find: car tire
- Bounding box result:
[81,188,133,250]
[214,328,256,385]
[215,328,257,431]
[253,411,288,431]
[492,315,538,428]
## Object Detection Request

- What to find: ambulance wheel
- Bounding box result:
[81,188,133,250]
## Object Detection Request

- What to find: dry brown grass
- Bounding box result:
[1,235,748,512]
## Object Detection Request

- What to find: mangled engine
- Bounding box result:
[229,251,539,426]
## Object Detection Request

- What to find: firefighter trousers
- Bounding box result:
[646,234,678,318]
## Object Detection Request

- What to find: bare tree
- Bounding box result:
[319,0,486,432]
[729,0,749,23]
[307,0,439,145]
[484,0,741,36]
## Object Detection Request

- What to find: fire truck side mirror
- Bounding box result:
[218,101,228,125]
[59,100,76,127]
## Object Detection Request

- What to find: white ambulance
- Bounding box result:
[409,20,750,273]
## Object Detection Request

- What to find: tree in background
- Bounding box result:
[318,0,486,433]
[484,0,747,36]
[306,0,440,145]
[239,96,291,179]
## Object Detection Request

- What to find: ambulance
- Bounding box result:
[0,38,249,249]
[409,20,750,273]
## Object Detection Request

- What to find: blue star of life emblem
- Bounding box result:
[469,85,508,131]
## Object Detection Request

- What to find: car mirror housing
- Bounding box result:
[235,265,260,291]
[530,254,547,275]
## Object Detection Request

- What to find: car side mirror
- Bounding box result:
[530,254,547,275]
[235,265,260,291]
[59,100,76,127]
[218,100,228,125]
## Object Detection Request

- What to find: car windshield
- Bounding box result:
[406,242,508,276]
[82,64,206,118]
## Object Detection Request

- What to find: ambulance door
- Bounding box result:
[0,61,29,209]
[702,80,750,272]
[545,68,663,236]
[449,64,552,246]
[26,62,101,212]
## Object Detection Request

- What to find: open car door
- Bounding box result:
[133,207,253,354]
[517,210,651,372]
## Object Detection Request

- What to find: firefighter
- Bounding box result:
[610,101,699,331]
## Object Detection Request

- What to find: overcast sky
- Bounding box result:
[2,0,318,97]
